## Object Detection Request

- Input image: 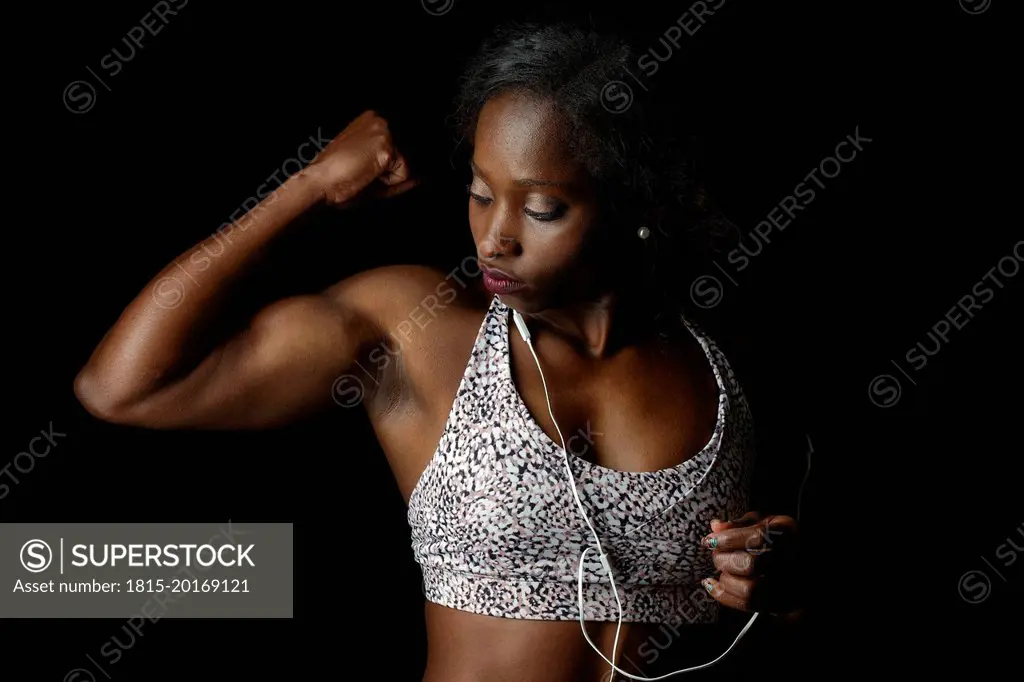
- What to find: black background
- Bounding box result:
[4,0,1019,679]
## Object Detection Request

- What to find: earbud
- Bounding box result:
[513,309,532,343]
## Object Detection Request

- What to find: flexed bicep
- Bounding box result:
[78,291,382,430]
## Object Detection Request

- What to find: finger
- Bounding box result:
[702,518,795,552]
[700,577,751,612]
[761,514,799,538]
[720,572,797,615]
[376,177,420,198]
[702,524,767,551]
[710,510,761,534]
[380,152,412,185]
[712,549,773,577]
[717,571,758,604]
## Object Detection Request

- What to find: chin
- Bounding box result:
[496,290,543,314]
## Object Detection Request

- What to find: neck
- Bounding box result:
[523,283,661,359]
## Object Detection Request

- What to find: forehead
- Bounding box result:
[472,91,584,181]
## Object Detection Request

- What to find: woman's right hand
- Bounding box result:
[309,110,419,208]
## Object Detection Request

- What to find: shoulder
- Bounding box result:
[321,263,491,336]
[684,313,753,393]
[321,264,493,416]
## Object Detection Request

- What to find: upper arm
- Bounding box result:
[97,264,457,430]
[103,289,376,429]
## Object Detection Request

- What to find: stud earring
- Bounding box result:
[637,226,650,239]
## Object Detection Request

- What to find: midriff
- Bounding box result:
[421,600,739,682]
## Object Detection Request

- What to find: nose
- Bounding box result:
[478,211,523,260]
[485,234,521,259]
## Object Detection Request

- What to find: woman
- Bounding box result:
[74,20,802,682]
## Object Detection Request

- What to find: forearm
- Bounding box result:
[75,168,325,411]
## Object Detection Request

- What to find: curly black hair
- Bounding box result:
[452,19,737,340]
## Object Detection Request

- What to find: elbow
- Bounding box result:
[73,366,133,425]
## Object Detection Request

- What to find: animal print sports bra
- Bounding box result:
[407,295,755,623]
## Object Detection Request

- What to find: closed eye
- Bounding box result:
[467,183,567,221]
[466,184,492,206]
[524,205,567,221]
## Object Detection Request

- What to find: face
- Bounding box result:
[468,91,611,313]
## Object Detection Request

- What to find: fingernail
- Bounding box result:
[710,518,723,526]
[702,578,715,593]
[701,534,718,549]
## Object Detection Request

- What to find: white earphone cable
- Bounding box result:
[512,309,804,680]
[517,322,625,671]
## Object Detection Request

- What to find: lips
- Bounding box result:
[481,266,526,295]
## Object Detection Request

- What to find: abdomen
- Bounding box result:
[422,601,730,682]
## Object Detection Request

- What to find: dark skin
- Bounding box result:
[74,95,801,682]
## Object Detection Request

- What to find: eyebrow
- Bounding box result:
[470,160,568,189]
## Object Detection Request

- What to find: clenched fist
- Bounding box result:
[308,110,419,208]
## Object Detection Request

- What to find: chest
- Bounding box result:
[506,326,722,476]
[407,344,750,585]
[372,305,722,504]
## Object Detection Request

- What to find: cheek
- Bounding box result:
[533,233,580,268]
[527,224,593,277]
[549,210,599,257]
[467,205,486,242]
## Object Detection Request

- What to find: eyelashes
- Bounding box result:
[524,205,567,221]
[466,184,492,206]
[465,184,567,222]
